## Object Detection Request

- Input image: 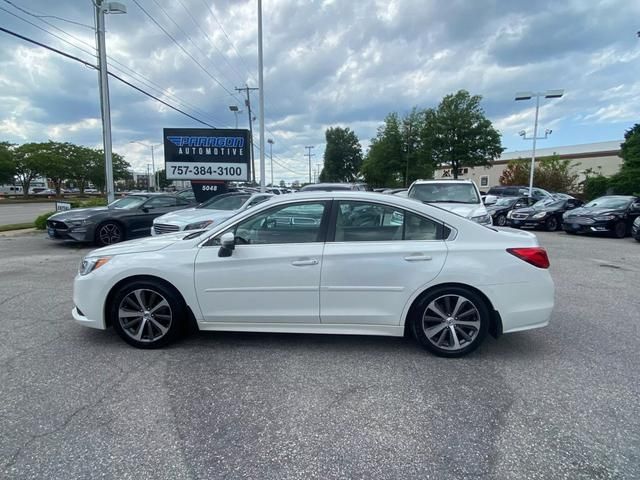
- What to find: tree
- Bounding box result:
[13,143,49,196]
[430,90,503,179]
[0,142,16,185]
[86,150,131,193]
[608,124,640,195]
[361,113,404,187]
[37,141,78,196]
[499,155,579,193]
[66,146,98,194]
[319,127,363,183]
[155,169,172,189]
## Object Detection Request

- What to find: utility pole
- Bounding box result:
[305,146,315,184]
[267,139,274,186]
[235,85,259,184]
[257,0,266,193]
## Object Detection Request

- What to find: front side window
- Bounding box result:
[222,202,327,245]
[145,196,177,208]
[334,201,445,242]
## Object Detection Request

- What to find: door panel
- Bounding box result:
[320,241,447,325]
[194,243,323,323]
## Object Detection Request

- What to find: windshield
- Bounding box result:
[533,200,564,210]
[108,196,147,209]
[584,197,632,209]
[409,183,480,204]
[198,194,250,210]
[494,197,518,207]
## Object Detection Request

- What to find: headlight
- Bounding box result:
[68,219,89,227]
[532,212,547,219]
[79,256,111,276]
[185,220,214,230]
[507,211,513,219]
[594,215,616,221]
[471,214,492,225]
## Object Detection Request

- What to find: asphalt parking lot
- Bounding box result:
[1,230,639,479]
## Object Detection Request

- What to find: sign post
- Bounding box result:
[164,128,251,202]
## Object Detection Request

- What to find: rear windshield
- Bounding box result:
[409,183,480,204]
[198,194,250,210]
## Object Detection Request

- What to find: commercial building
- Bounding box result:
[435,140,623,190]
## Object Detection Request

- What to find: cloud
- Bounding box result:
[0,0,638,181]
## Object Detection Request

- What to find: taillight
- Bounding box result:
[506,247,550,269]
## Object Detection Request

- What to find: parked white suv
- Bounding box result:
[407,179,492,225]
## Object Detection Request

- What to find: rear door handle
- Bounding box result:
[404,254,432,262]
[291,259,319,266]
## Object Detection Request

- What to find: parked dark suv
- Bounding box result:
[562,195,640,238]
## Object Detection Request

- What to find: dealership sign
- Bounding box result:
[163,128,250,181]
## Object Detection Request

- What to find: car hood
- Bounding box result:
[153,207,239,226]
[49,206,109,221]
[89,230,198,257]
[430,203,486,218]
[564,207,622,218]
[487,205,510,214]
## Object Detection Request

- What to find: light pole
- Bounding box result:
[514,89,564,197]
[267,138,274,186]
[130,141,162,191]
[146,164,152,191]
[228,105,242,129]
[95,0,127,203]
[257,0,266,193]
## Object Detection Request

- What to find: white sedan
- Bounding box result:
[151,192,273,235]
[72,192,554,357]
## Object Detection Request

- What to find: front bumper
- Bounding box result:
[46,220,95,242]
[562,219,614,234]
[507,217,546,228]
[72,273,108,329]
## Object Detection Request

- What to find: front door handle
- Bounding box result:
[404,254,432,262]
[291,259,319,266]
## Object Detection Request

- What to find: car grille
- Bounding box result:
[154,224,181,235]
[511,213,529,220]
[569,217,595,225]
[47,220,68,230]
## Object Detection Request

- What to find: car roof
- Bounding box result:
[412,179,475,184]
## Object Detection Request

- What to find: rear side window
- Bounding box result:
[334,201,446,242]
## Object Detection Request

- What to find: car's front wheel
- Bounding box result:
[411,287,489,358]
[110,280,186,348]
[96,221,124,246]
[612,221,627,239]
[495,214,507,226]
[545,216,559,232]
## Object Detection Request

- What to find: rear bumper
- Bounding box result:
[481,273,554,334]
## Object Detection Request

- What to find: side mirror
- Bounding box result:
[218,232,235,257]
[142,205,153,213]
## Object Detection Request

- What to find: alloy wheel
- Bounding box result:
[118,289,173,343]
[422,294,481,351]
[496,214,506,226]
[98,223,122,245]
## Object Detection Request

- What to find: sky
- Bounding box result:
[0,0,639,184]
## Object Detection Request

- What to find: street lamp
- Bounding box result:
[130,141,162,191]
[95,0,127,204]
[267,138,274,186]
[514,89,564,197]
[228,105,242,129]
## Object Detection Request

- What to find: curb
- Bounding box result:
[0,228,39,236]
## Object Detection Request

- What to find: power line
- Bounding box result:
[175,0,248,85]
[0,3,224,126]
[199,0,256,83]
[0,26,217,128]
[2,0,94,29]
[130,0,241,101]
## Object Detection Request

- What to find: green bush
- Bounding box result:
[583,176,609,200]
[69,197,107,208]
[34,211,56,230]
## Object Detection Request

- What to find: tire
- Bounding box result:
[109,279,186,348]
[410,286,489,358]
[95,221,125,246]
[496,214,507,226]
[612,221,627,239]
[545,216,558,232]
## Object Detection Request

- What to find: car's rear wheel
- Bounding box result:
[496,214,506,226]
[411,287,489,358]
[612,221,627,239]
[96,221,124,246]
[545,216,558,232]
[110,280,185,348]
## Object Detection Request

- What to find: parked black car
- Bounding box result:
[486,196,536,226]
[562,195,640,238]
[632,216,640,242]
[46,193,194,246]
[508,197,583,231]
